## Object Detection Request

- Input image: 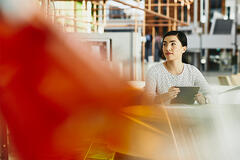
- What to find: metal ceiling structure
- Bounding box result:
[39,0,193,79]
[40,0,193,32]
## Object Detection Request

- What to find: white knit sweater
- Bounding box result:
[145,63,210,97]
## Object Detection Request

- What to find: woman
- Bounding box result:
[145,31,209,104]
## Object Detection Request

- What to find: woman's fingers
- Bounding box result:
[168,87,180,99]
[168,87,180,92]
[195,93,206,104]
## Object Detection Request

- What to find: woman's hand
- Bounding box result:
[156,87,180,104]
[167,86,180,100]
[195,93,206,104]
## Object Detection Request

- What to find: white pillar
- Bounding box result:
[194,0,198,34]
[204,0,209,71]
[233,0,238,73]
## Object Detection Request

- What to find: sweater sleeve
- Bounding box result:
[192,66,210,95]
[145,67,157,97]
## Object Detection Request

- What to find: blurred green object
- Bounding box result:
[85,142,115,160]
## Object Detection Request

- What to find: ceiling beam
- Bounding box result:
[112,0,188,25]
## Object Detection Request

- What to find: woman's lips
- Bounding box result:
[166,52,173,55]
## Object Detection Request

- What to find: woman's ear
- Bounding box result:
[182,46,187,53]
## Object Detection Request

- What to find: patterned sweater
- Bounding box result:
[145,63,210,98]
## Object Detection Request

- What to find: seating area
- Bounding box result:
[218,74,240,86]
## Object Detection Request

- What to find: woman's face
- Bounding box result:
[162,35,186,61]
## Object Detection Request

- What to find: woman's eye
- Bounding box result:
[171,43,176,46]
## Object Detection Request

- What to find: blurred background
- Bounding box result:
[37,0,240,84]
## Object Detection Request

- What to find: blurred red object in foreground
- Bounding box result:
[0,14,142,159]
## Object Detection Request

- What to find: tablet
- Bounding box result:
[170,86,200,104]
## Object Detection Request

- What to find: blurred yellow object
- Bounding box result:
[231,74,240,85]
[218,76,233,85]
[84,142,115,160]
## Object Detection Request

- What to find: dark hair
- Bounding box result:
[160,31,188,60]
[162,31,187,47]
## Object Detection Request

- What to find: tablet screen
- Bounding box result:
[170,86,200,104]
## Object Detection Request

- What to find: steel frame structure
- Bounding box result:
[40,0,193,79]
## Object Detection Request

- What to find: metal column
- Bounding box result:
[233,0,238,74]
[204,0,209,71]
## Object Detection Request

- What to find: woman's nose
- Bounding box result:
[167,45,172,51]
